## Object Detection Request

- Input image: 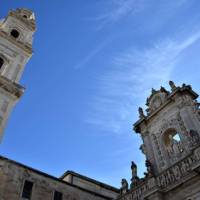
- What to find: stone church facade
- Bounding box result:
[118,82,200,200]
[0,8,200,200]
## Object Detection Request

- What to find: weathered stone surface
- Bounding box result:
[118,82,200,200]
[0,8,35,141]
[0,156,119,200]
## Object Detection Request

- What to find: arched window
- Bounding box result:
[163,129,181,146]
[10,29,20,39]
[0,57,4,69]
[163,128,183,155]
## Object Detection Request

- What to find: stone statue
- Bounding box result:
[120,178,129,195]
[138,107,145,118]
[131,161,137,178]
[169,81,176,91]
[130,161,140,189]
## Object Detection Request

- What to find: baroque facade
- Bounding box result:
[1,8,200,200]
[118,82,200,200]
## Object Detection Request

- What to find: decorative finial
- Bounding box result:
[169,81,176,91]
[138,107,145,119]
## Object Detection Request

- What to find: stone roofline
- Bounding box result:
[134,83,199,133]
[0,155,117,199]
[60,170,120,193]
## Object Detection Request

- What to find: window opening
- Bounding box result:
[54,191,63,200]
[163,129,183,155]
[0,57,4,69]
[21,180,33,199]
[10,29,20,39]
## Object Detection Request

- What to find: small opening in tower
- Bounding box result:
[0,57,4,69]
[10,29,20,39]
[23,15,28,18]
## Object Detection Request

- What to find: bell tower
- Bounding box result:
[0,8,36,140]
[134,81,200,175]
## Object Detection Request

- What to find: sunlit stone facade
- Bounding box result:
[0,8,35,140]
[118,81,200,200]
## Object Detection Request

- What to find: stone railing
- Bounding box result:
[118,147,200,200]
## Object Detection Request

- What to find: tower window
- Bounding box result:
[21,180,33,199]
[10,29,20,39]
[54,191,63,200]
[0,57,4,69]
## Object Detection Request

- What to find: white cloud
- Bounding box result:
[94,0,144,29]
[86,32,200,133]
[97,0,142,21]
[74,39,111,69]
[94,0,188,29]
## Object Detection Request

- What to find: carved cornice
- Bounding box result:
[0,75,24,98]
[0,30,32,55]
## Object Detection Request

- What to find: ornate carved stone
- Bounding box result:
[131,161,137,178]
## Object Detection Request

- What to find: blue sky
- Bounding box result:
[1,0,200,187]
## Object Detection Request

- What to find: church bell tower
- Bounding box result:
[0,8,36,140]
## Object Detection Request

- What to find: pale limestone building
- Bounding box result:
[1,8,200,200]
[118,82,200,200]
[0,8,35,140]
[0,8,120,200]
